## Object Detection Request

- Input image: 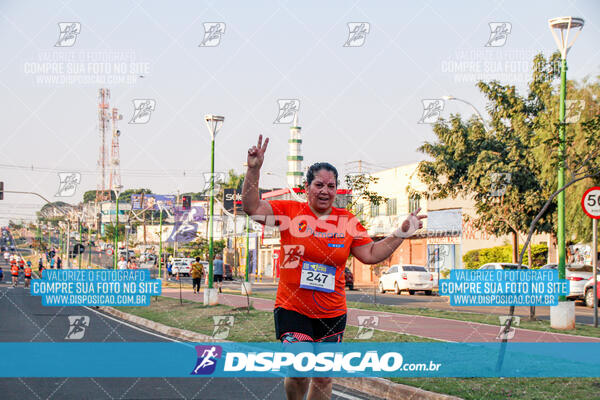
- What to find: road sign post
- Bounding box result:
[582,187,600,327]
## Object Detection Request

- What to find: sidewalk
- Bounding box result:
[161,288,600,343]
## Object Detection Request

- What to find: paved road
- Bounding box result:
[0,280,379,399]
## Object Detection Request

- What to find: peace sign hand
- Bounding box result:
[393,207,427,238]
[247,134,269,170]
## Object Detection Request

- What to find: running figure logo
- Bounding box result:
[489,172,511,197]
[55,22,81,47]
[55,172,81,197]
[418,99,444,124]
[281,245,304,269]
[212,316,234,339]
[65,316,90,340]
[202,172,226,192]
[191,345,222,375]
[355,316,379,340]
[129,99,156,124]
[343,23,370,47]
[199,23,225,47]
[496,316,520,340]
[565,100,585,123]
[273,99,300,124]
[485,22,512,47]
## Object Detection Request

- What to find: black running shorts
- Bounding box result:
[274,307,346,343]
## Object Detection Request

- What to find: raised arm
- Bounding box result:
[242,134,273,220]
[351,208,427,264]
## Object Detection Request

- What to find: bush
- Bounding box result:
[463,244,548,269]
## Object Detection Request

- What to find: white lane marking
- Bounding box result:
[332,389,366,400]
[83,306,187,344]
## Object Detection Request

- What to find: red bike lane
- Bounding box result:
[161,288,600,343]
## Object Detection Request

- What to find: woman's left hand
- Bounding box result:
[393,207,427,238]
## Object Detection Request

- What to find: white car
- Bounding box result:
[171,261,191,276]
[478,263,530,270]
[378,265,434,295]
[541,264,594,300]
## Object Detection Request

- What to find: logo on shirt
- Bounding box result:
[191,345,222,375]
[297,222,345,239]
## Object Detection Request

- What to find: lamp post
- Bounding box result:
[548,16,584,329]
[125,225,131,264]
[78,217,82,268]
[204,114,224,305]
[113,185,123,270]
[442,96,488,130]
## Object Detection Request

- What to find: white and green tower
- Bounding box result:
[287,112,303,188]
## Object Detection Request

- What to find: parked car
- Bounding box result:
[583,275,600,308]
[119,249,135,259]
[378,265,433,295]
[344,268,354,290]
[224,264,233,281]
[541,264,594,300]
[171,260,191,276]
[478,263,530,270]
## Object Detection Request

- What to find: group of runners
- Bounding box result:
[4,253,33,288]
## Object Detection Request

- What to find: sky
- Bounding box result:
[0,0,599,225]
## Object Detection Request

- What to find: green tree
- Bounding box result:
[417,52,600,258]
[118,188,153,202]
[188,237,226,260]
[224,169,245,190]
[344,174,387,227]
[103,224,126,242]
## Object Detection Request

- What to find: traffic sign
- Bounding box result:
[106,248,113,256]
[582,187,600,328]
[581,187,600,219]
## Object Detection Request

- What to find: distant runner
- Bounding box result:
[10,263,19,287]
[24,263,32,288]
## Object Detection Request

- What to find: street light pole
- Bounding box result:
[548,16,584,329]
[113,185,122,270]
[442,96,488,130]
[78,217,82,268]
[204,114,224,305]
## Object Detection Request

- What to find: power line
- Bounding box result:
[0,163,209,178]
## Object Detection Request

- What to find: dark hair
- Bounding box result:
[306,162,338,186]
[196,257,200,262]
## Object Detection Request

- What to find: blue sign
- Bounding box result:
[31,269,161,306]
[1,342,600,378]
[439,269,569,306]
[131,194,176,211]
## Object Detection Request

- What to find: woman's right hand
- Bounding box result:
[247,134,269,170]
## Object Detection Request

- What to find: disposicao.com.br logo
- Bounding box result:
[190,344,441,377]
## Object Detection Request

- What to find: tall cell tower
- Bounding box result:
[287,112,303,188]
[96,88,111,202]
[108,107,123,193]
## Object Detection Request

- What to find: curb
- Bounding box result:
[99,305,463,400]
[98,306,227,342]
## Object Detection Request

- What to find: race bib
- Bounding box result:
[300,262,336,293]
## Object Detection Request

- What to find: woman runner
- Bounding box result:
[242,135,426,400]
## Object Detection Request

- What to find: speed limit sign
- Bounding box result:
[106,248,113,256]
[582,187,600,219]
